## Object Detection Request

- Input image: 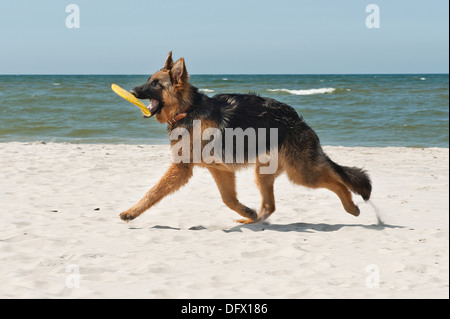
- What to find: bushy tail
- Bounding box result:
[327,157,372,201]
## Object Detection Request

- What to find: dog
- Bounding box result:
[119,52,372,223]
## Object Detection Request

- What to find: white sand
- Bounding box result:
[0,142,448,298]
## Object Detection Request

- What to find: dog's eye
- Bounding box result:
[151,80,160,88]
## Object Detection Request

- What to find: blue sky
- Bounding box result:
[0,0,448,74]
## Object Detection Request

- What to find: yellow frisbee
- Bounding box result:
[111,83,152,117]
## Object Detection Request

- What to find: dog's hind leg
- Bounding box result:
[208,167,258,224]
[120,163,193,221]
[319,178,360,216]
[284,159,360,216]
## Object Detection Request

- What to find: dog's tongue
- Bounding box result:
[147,99,159,113]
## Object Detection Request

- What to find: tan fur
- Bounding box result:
[120,163,193,221]
[279,148,360,216]
[148,68,194,124]
[207,167,257,223]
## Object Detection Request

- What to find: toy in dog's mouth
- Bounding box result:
[145,99,160,118]
[111,83,153,118]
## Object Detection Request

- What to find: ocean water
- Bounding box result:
[0,74,448,147]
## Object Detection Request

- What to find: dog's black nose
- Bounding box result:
[129,89,137,97]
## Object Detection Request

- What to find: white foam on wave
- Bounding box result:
[268,88,336,96]
[200,88,215,93]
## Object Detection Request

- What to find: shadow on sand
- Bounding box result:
[222,221,404,233]
[133,221,403,233]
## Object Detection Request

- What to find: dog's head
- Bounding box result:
[130,51,192,124]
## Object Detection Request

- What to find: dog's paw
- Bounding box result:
[346,205,360,217]
[235,218,257,224]
[119,211,136,222]
[353,206,361,217]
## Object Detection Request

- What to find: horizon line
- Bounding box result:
[0,72,449,76]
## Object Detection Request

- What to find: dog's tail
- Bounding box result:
[327,157,372,201]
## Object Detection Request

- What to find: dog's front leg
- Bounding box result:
[207,167,258,224]
[120,163,193,221]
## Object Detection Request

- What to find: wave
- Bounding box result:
[267,88,336,96]
[199,89,215,93]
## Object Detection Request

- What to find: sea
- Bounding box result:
[0,74,448,147]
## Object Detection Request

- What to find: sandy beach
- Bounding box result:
[0,142,448,299]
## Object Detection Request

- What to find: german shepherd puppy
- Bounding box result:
[119,52,372,224]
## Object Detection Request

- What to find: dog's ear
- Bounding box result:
[163,51,174,70]
[171,58,188,87]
